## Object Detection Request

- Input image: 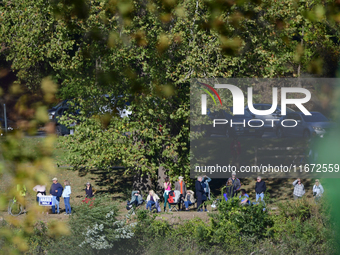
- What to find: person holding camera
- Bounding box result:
[313,179,324,203]
[293,178,305,200]
[130,190,143,206]
[202,175,211,200]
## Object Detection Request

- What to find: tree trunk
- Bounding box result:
[157,166,168,193]
[132,166,168,196]
[132,171,152,194]
[297,26,304,87]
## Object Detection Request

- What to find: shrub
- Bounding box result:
[26,221,54,255]
[25,195,333,255]
[48,196,137,255]
[134,209,171,247]
[277,198,313,221]
[217,198,273,239]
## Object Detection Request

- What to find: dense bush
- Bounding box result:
[267,198,335,254]
[24,197,335,255]
[134,209,171,247]
[132,198,333,255]
[46,197,137,255]
[216,197,273,239]
[26,221,54,255]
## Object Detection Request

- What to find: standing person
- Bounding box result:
[224,179,236,201]
[293,178,305,200]
[163,177,171,212]
[33,184,46,204]
[255,176,266,203]
[62,180,72,215]
[195,176,205,212]
[175,176,187,211]
[50,178,63,214]
[227,172,241,196]
[313,179,324,203]
[146,190,160,212]
[202,175,212,200]
[85,182,94,198]
[200,178,208,212]
[83,182,96,207]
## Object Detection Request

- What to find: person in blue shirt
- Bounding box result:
[239,189,250,205]
[201,175,212,200]
[50,177,63,214]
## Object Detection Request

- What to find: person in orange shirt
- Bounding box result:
[175,176,187,211]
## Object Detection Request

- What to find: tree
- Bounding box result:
[1,0,340,189]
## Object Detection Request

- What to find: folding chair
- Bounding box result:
[168,190,181,212]
[126,191,144,215]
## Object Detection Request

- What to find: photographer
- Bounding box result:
[313,179,324,203]
[293,178,305,200]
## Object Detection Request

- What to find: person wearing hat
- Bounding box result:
[227,172,241,196]
[49,177,63,214]
[313,179,324,203]
[175,176,187,211]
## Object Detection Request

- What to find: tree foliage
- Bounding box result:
[1,0,339,184]
[0,0,340,253]
[0,78,69,254]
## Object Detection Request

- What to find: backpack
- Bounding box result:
[168,191,175,203]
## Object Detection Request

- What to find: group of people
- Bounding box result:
[224,173,324,205]
[128,175,211,213]
[32,178,96,214]
[293,178,324,203]
[163,175,211,212]
[137,173,325,213]
[45,175,323,215]
[223,173,267,205]
[30,175,323,215]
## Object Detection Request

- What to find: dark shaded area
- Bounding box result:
[76,166,134,200]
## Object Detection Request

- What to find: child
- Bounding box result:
[62,180,72,215]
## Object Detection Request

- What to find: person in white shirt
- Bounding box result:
[146,190,160,212]
[313,179,324,204]
[62,180,72,215]
[33,185,46,203]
